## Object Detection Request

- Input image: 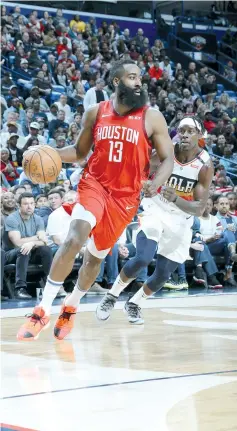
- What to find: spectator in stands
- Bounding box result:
[204,111,216,132]
[25,122,46,144]
[226,99,237,119]
[3,192,53,299]
[3,98,25,123]
[55,95,72,123]
[25,87,50,112]
[0,148,19,186]
[46,104,59,123]
[201,74,217,96]
[6,134,22,167]
[35,194,48,209]
[211,100,224,120]
[227,192,237,217]
[21,137,39,153]
[6,85,25,108]
[1,191,17,221]
[83,79,109,110]
[13,185,26,202]
[16,58,33,82]
[38,188,64,228]
[224,123,237,150]
[219,93,230,111]
[48,110,69,138]
[224,61,236,83]
[21,107,34,136]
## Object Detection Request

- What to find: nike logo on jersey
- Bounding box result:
[126,206,135,210]
[102,114,112,117]
[128,116,141,120]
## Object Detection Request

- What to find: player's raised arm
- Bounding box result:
[56,105,99,163]
[144,109,174,196]
[162,160,214,216]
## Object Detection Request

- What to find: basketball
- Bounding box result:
[22,145,62,184]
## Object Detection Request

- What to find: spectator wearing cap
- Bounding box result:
[48,110,69,138]
[28,49,44,70]
[0,148,20,186]
[6,85,25,108]
[83,79,109,110]
[25,122,46,144]
[1,120,24,147]
[55,95,72,123]
[6,134,23,167]
[16,58,33,82]
[25,87,50,112]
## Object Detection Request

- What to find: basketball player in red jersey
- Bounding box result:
[17,59,174,341]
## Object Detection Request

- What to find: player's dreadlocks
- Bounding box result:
[109,59,136,90]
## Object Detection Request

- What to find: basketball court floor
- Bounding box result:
[1,289,237,431]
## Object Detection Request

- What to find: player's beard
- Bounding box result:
[117,80,147,110]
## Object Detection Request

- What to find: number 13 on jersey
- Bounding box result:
[109,140,123,163]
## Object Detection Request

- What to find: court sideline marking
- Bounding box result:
[3,369,237,400]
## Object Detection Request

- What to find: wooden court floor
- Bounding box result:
[1,294,237,431]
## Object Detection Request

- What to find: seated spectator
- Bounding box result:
[203,111,216,133]
[25,122,46,145]
[226,99,237,120]
[33,71,52,100]
[67,123,79,145]
[35,194,49,209]
[16,59,33,83]
[55,95,72,123]
[70,15,86,33]
[201,74,217,95]
[3,192,53,299]
[211,100,224,121]
[215,196,237,285]
[46,104,59,123]
[21,137,39,153]
[25,87,50,112]
[83,79,108,110]
[28,48,43,69]
[43,29,58,47]
[3,98,25,123]
[1,191,17,221]
[226,192,237,217]
[13,185,26,202]
[48,110,69,138]
[22,107,34,136]
[37,188,64,228]
[6,85,25,109]
[219,93,230,111]
[0,148,19,186]
[6,134,23,167]
[224,123,237,151]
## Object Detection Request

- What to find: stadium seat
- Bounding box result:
[52,85,66,94]
[225,91,236,98]
[9,55,15,68]
[217,84,224,93]
[50,92,61,103]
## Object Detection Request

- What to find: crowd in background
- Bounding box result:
[1,5,237,300]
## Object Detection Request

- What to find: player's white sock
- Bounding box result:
[39,277,63,315]
[129,286,149,306]
[65,282,87,307]
[109,274,133,297]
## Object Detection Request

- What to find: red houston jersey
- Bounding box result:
[83,101,152,197]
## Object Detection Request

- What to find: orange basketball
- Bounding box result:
[22,145,62,184]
